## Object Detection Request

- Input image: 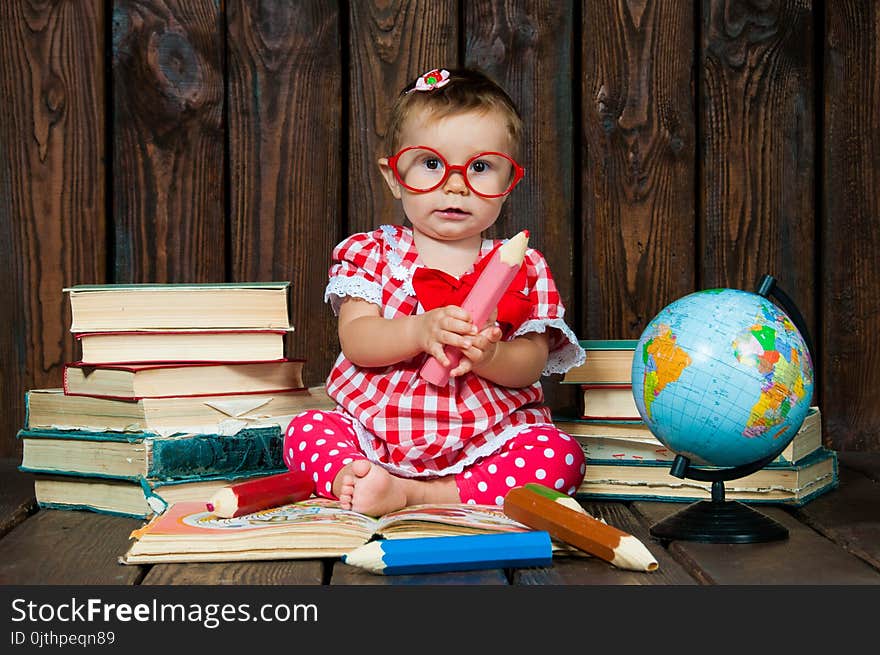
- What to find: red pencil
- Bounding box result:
[206,471,314,518]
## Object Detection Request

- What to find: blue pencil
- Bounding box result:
[341,531,553,575]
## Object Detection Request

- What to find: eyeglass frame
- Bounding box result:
[386,145,525,199]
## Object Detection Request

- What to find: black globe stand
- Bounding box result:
[648,274,815,544]
[648,454,789,543]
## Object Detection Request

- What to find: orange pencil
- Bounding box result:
[206,471,314,518]
[503,484,658,572]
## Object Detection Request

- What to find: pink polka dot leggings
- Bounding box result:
[283,410,586,505]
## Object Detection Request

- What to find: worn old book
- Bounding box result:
[579,384,641,420]
[562,340,638,385]
[24,385,335,436]
[33,470,284,519]
[556,406,822,465]
[76,329,290,364]
[17,424,285,481]
[120,499,537,564]
[64,282,291,332]
[62,359,305,400]
[576,447,838,506]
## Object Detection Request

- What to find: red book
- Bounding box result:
[580,384,642,421]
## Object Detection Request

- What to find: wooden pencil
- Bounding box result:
[206,470,314,518]
[341,531,553,575]
[503,484,659,572]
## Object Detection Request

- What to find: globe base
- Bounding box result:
[649,499,789,544]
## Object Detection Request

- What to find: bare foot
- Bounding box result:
[348,460,409,516]
[333,460,460,516]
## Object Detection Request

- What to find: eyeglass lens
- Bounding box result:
[394,148,516,196]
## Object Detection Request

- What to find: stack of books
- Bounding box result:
[19,283,335,518]
[559,340,640,421]
[554,340,837,506]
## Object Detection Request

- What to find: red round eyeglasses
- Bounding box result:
[387,146,525,198]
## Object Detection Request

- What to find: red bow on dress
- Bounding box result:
[411,243,532,337]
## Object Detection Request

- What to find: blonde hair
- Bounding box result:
[384,68,523,158]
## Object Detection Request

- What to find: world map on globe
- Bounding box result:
[631,288,815,468]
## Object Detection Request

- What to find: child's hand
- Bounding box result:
[416,305,479,367]
[450,322,503,378]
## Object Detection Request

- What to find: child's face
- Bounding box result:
[378,108,516,243]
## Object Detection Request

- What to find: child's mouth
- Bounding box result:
[435,207,470,219]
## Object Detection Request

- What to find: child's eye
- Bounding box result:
[470,159,492,174]
[423,158,443,170]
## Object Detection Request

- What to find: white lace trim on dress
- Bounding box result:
[324,276,383,316]
[514,318,586,376]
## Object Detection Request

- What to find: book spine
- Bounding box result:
[147,427,285,480]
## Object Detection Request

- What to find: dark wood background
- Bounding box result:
[0,0,877,459]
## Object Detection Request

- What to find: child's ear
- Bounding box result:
[377,158,402,199]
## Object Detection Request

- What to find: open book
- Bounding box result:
[120,498,537,564]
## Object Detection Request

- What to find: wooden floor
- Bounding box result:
[0,454,878,586]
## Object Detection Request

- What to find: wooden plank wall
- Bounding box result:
[1,0,878,458]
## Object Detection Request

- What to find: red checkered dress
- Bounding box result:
[324,225,585,479]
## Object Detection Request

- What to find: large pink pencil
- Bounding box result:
[420,229,530,386]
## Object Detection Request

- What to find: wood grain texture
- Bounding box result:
[0,509,144,584]
[512,501,697,584]
[142,559,325,585]
[700,0,816,335]
[227,0,342,386]
[112,0,224,283]
[466,1,575,411]
[581,0,696,339]
[347,0,457,234]
[633,501,880,584]
[793,463,880,572]
[0,461,36,540]
[822,1,880,451]
[838,452,880,482]
[0,0,105,458]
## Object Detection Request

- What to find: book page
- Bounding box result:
[130,498,378,540]
[374,503,529,539]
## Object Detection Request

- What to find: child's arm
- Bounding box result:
[460,328,550,388]
[337,297,480,368]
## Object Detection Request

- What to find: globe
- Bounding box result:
[631,287,815,469]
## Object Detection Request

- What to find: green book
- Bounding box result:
[17,425,285,482]
[575,447,838,507]
[63,282,292,332]
[578,339,639,350]
[555,406,822,466]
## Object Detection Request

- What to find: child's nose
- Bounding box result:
[443,170,468,194]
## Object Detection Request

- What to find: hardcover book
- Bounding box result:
[575,447,838,506]
[579,384,641,420]
[24,385,335,436]
[62,359,305,400]
[556,406,822,465]
[76,329,290,364]
[64,282,292,332]
[18,425,285,481]
[33,470,285,519]
[120,499,537,564]
[562,340,638,385]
